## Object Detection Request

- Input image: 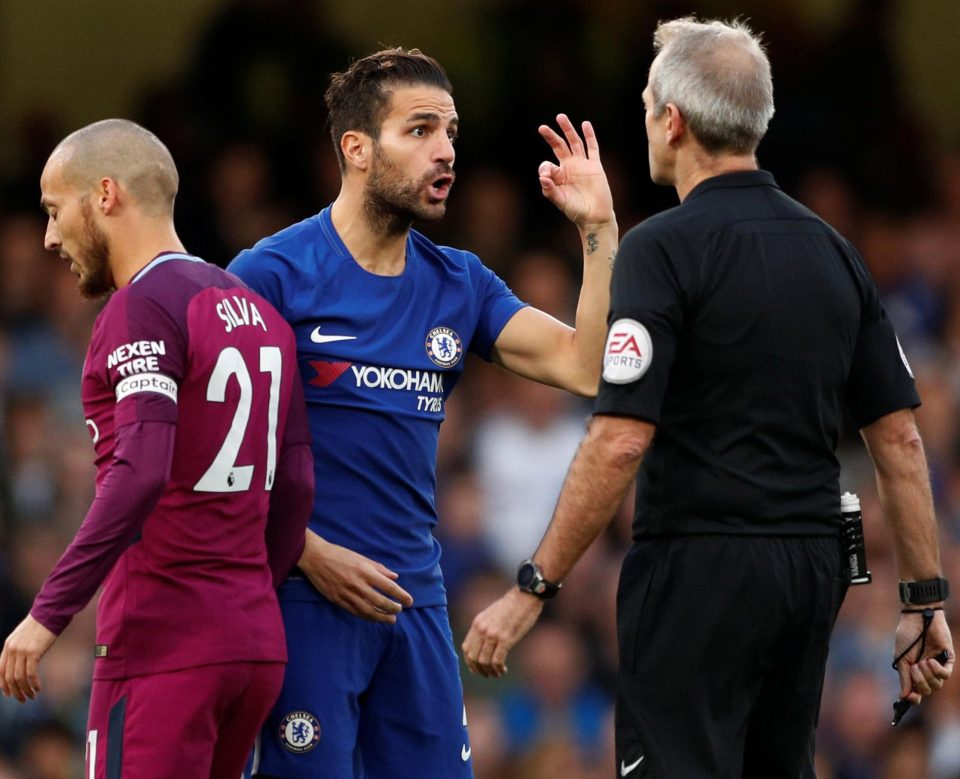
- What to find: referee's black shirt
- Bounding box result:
[596,171,919,536]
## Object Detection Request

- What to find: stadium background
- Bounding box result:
[2,0,960,776]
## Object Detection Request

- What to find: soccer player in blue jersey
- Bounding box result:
[229,48,617,779]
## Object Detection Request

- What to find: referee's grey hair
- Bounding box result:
[649,17,774,154]
[52,118,178,217]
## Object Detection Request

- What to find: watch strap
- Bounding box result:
[899,577,949,606]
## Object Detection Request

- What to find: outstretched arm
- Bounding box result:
[861,408,954,704]
[493,115,617,397]
[462,414,653,677]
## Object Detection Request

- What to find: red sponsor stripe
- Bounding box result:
[308,360,352,387]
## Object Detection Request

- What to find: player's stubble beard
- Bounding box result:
[363,141,453,237]
[71,199,114,299]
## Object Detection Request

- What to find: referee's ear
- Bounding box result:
[663,103,687,147]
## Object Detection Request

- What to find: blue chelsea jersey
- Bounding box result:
[229,206,525,606]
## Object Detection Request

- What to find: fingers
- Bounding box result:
[304,543,415,623]
[342,572,414,623]
[490,642,510,676]
[371,564,414,608]
[4,648,32,703]
[581,119,600,160]
[555,113,585,158]
[896,664,918,703]
[331,586,400,623]
[462,593,539,678]
[474,632,507,678]
[15,650,30,701]
[337,587,410,624]
[911,654,950,696]
[1,621,48,703]
[897,652,952,702]
[910,664,937,696]
[538,113,593,161]
[538,121,570,161]
[26,654,41,698]
[462,624,508,679]
[0,647,10,699]
[538,161,559,179]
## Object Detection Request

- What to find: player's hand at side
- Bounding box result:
[462,588,544,678]
[538,114,615,231]
[0,614,57,703]
[298,529,413,623]
[893,609,954,705]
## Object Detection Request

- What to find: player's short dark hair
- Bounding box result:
[324,48,453,173]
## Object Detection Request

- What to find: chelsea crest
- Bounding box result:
[425,327,462,368]
[279,710,321,753]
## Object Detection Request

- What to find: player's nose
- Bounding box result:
[434,133,455,165]
[44,217,61,252]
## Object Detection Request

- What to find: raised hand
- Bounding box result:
[538,113,615,230]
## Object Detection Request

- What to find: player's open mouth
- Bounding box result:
[429,174,454,201]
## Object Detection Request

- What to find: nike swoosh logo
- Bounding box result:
[620,755,644,776]
[461,745,471,761]
[310,326,357,344]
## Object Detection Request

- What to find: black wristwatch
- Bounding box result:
[899,577,950,606]
[517,559,562,600]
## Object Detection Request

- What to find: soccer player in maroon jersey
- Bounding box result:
[0,119,314,779]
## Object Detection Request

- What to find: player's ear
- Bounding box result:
[341,131,371,173]
[97,177,122,215]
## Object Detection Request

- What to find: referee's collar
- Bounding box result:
[685,170,779,202]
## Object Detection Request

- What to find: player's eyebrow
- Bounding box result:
[407,112,459,127]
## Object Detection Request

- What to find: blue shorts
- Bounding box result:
[248,577,473,779]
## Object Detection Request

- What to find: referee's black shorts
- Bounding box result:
[614,533,847,779]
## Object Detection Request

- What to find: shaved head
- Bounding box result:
[50,119,178,217]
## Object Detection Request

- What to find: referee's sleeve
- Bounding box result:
[844,283,920,428]
[594,226,685,424]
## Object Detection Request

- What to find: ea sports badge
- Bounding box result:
[279,710,321,753]
[425,326,463,367]
[602,318,652,384]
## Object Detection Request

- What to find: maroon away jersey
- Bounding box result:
[79,253,307,679]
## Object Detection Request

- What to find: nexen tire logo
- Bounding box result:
[115,372,178,403]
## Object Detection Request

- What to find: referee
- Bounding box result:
[463,16,954,778]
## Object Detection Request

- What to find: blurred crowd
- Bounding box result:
[2,1,960,777]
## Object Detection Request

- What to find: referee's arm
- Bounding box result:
[861,408,942,585]
[462,414,653,678]
[861,407,955,704]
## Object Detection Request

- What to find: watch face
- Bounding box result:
[518,562,537,590]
